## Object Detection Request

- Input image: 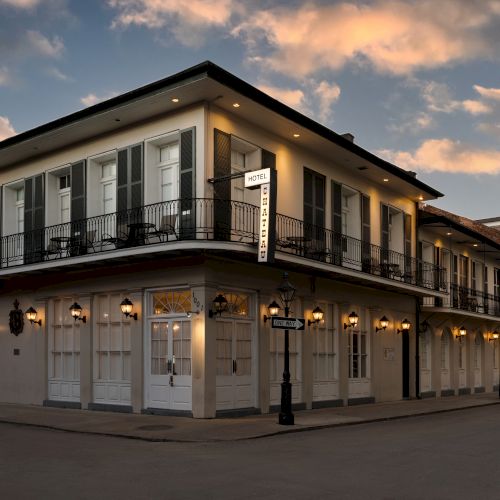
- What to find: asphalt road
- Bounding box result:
[1,405,499,500]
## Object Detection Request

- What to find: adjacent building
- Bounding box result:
[0,61,493,418]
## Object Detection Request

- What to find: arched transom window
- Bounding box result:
[217,292,249,317]
[152,290,191,315]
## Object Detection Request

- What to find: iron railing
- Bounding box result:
[424,284,500,317]
[0,198,445,291]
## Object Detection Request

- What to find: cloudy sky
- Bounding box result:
[1,0,500,219]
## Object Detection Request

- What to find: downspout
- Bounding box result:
[415,202,421,399]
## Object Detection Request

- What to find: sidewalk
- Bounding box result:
[0,393,498,443]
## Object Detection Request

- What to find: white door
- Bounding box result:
[458,337,467,388]
[48,298,80,402]
[474,333,482,388]
[216,319,254,410]
[420,331,432,393]
[440,331,451,390]
[147,318,192,411]
[348,327,371,398]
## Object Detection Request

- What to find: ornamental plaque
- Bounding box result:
[9,299,24,336]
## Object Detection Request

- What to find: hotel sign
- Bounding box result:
[244,168,271,190]
[245,168,276,263]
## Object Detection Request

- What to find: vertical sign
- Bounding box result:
[245,168,276,264]
[259,183,270,262]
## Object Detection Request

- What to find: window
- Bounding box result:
[15,187,24,233]
[158,142,179,203]
[348,321,368,379]
[58,175,71,224]
[230,137,260,206]
[313,303,337,381]
[441,333,449,370]
[459,255,469,288]
[101,161,116,215]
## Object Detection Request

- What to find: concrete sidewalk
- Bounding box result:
[0,393,498,443]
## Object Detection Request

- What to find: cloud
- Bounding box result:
[233,0,500,77]
[26,30,64,58]
[257,84,305,109]
[0,0,41,8]
[477,122,500,138]
[474,85,500,101]
[0,116,16,141]
[314,80,341,122]
[80,91,119,107]
[378,138,500,175]
[108,0,235,46]
[419,80,492,115]
[0,66,11,86]
[46,66,71,81]
[388,112,433,134]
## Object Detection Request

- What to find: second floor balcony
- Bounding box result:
[423,283,500,319]
[0,198,446,293]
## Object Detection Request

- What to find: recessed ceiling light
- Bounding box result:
[446,232,452,236]
[418,195,424,201]
[383,178,389,182]
[232,102,240,108]
[473,243,478,247]
[171,98,179,103]
[293,133,300,138]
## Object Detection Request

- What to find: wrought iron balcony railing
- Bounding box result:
[0,198,445,291]
[424,284,500,317]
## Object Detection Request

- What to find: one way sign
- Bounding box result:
[271,317,305,330]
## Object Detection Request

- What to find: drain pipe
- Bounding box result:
[415,296,421,399]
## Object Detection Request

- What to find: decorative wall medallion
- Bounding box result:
[9,299,24,336]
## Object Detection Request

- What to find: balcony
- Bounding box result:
[423,284,500,318]
[0,198,445,292]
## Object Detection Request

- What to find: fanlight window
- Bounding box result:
[217,292,249,317]
[152,290,191,315]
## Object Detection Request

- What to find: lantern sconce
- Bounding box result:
[120,298,138,320]
[397,318,411,334]
[25,307,42,326]
[455,326,467,340]
[308,306,324,326]
[209,293,228,318]
[375,315,389,333]
[489,331,500,342]
[69,302,87,323]
[344,311,359,330]
[264,300,281,323]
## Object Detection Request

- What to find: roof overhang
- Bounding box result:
[0,61,442,200]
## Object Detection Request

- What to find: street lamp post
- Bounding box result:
[277,272,296,425]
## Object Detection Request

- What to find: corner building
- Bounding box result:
[0,62,448,417]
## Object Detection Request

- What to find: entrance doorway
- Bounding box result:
[216,319,254,411]
[146,317,192,411]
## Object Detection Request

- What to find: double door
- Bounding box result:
[147,318,191,411]
[216,319,254,410]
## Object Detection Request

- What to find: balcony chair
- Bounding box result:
[148,214,178,241]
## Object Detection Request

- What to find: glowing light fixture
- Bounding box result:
[375,315,389,332]
[344,311,359,330]
[120,298,138,320]
[69,302,86,323]
[308,306,324,326]
[397,318,411,334]
[25,307,42,326]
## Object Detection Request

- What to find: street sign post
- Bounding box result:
[270,317,305,331]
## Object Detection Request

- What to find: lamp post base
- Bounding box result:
[279,380,294,425]
[278,411,294,425]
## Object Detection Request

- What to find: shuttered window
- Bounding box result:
[24,174,44,264]
[179,127,196,239]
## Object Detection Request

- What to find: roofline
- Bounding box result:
[476,216,500,224]
[419,213,500,250]
[0,60,443,198]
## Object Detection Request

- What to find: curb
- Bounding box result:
[0,400,499,443]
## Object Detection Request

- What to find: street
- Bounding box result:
[1,405,499,500]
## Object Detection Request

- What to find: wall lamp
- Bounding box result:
[455,326,467,340]
[120,298,138,320]
[264,300,281,322]
[489,331,499,342]
[375,315,389,332]
[397,318,411,334]
[308,306,324,326]
[209,293,228,318]
[25,307,42,326]
[69,302,86,323]
[344,311,359,330]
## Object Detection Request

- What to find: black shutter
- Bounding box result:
[214,129,231,240]
[130,143,143,224]
[304,169,314,227]
[331,181,342,264]
[262,149,277,263]
[404,213,412,281]
[70,160,86,253]
[179,127,196,239]
[117,147,128,236]
[361,194,371,271]
[24,174,44,264]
